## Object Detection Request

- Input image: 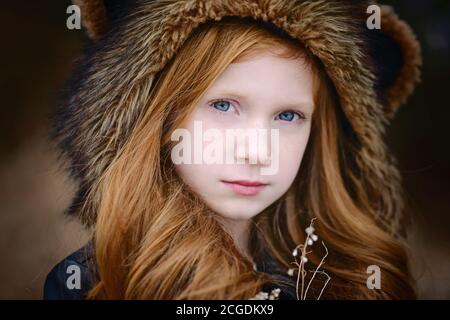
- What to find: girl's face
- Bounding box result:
[173,51,314,222]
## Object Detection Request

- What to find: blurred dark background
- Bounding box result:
[0,1,449,299]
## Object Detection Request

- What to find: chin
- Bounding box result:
[214,204,266,221]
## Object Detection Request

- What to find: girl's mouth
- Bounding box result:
[221,180,268,196]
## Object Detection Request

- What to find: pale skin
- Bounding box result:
[174,50,315,264]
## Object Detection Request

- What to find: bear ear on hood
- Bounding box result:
[368,5,422,119]
[73,0,136,40]
[72,0,107,40]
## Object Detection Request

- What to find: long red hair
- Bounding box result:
[85,17,416,299]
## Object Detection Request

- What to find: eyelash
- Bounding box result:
[208,99,306,122]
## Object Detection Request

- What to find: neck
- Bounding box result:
[217,216,254,265]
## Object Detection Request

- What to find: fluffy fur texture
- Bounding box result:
[53,0,422,228]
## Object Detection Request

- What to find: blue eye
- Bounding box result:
[277,111,302,122]
[211,100,231,112]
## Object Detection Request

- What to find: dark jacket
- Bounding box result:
[43,240,297,300]
[43,241,95,300]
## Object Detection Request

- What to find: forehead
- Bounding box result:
[206,52,314,107]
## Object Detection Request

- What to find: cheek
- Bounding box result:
[172,114,224,200]
[174,162,219,196]
[276,128,311,186]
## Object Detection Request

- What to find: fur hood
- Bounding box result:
[52,0,422,229]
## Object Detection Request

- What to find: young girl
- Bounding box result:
[45,0,422,299]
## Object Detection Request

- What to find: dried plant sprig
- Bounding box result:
[249,288,281,300]
[287,217,331,300]
[249,218,330,300]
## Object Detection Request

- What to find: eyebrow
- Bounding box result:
[211,90,314,110]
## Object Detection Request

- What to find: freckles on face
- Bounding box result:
[173,51,315,221]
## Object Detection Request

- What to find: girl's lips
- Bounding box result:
[221,180,268,196]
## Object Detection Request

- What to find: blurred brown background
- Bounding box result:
[0,1,449,299]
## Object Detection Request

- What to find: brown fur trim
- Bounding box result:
[73,0,108,40]
[380,5,422,119]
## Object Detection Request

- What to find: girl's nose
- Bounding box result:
[233,121,272,166]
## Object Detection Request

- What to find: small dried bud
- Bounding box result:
[305,226,315,235]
